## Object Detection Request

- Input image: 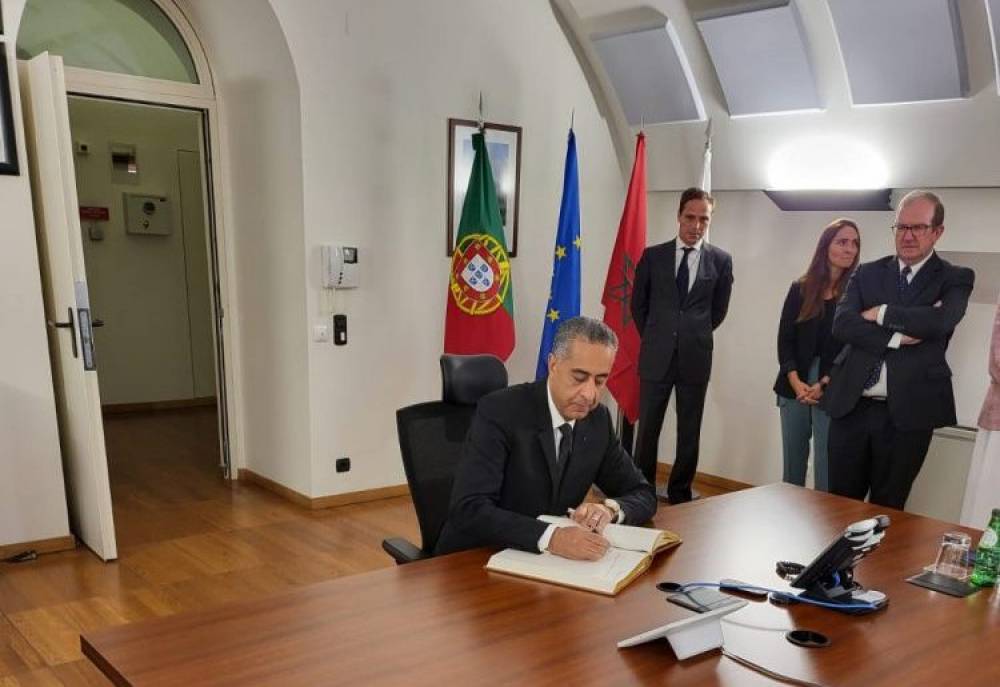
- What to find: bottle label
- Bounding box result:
[980,529,999,549]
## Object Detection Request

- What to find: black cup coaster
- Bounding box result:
[786,629,830,648]
[905,570,979,598]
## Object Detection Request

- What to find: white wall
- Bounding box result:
[0,34,71,547]
[70,97,215,405]
[268,0,625,496]
[180,0,313,495]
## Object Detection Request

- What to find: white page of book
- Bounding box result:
[537,515,661,554]
[488,547,649,594]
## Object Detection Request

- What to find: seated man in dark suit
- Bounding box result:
[824,190,974,509]
[435,317,657,560]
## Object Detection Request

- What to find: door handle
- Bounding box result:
[46,307,78,358]
[92,319,105,328]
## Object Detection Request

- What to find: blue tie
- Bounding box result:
[676,247,693,303]
[863,265,913,391]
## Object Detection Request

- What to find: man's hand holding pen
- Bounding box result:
[546,504,615,561]
[568,503,615,533]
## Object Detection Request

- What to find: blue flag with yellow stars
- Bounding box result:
[536,129,581,380]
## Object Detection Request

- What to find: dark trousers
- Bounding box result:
[828,398,933,510]
[635,357,708,503]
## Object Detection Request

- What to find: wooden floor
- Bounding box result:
[0,407,735,686]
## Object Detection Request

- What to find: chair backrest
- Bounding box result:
[440,354,508,405]
[395,354,508,554]
[395,402,476,555]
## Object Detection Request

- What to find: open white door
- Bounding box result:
[19,53,117,561]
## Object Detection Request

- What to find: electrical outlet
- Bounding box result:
[335,457,351,473]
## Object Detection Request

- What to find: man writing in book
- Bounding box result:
[435,317,657,560]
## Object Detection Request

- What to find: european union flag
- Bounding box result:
[536,129,581,380]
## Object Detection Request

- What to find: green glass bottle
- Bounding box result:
[970,508,1000,587]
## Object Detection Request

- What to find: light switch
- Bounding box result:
[313,321,332,343]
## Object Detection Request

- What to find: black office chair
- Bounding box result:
[382,354,507,564]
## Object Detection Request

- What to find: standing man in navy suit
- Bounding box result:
[824,190,974,509]
[631,188,734,503]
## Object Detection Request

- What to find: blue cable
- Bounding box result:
[676,581,881,612]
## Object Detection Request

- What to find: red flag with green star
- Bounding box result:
[444,132,515,359]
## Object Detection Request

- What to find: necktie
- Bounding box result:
[898,265,912,297]
[557,423,573,464]
[862,265,914,391]
[676,247,694,303]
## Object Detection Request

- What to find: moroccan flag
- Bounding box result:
[535,129,581,380]
[444,132,515,360]
[601,133,647,423]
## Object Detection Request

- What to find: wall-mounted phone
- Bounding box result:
[321,244,359,289]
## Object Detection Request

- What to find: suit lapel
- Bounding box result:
[536,428,560,500]
[532,382,560,497]
[882,257,901,305]
[664,239,677,279]
[904,253,941,305]
[689,244,717,301]
[696,244,712,280]
[659,240,680,308]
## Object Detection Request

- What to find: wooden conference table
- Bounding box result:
[82,484,1000,686]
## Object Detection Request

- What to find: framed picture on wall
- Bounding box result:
[447,118,521,257]
[1,44,20,176]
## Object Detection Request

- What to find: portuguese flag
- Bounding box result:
[444,132,515,360]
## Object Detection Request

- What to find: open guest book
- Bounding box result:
[485,516,681,595]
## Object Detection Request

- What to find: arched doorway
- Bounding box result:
[16,0,240,558]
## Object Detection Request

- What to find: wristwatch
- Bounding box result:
[603,499,622,523]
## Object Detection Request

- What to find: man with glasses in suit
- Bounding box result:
[824,190,974,509]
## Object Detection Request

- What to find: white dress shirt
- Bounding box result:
[675,237,704,294]
[864,252,934,398]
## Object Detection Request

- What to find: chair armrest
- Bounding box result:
[382,537,428,564]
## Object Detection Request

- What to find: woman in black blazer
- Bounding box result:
[774,219,860,490]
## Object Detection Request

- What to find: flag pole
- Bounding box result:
[477,91,485,131]
[702,118,713,242]
[616,408,636,455]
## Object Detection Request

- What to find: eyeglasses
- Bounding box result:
[890,223,937,237]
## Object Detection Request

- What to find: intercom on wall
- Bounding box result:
[124,194,172,236]
[321,244,359,289]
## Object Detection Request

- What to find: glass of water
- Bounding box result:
[929,531,972,580]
